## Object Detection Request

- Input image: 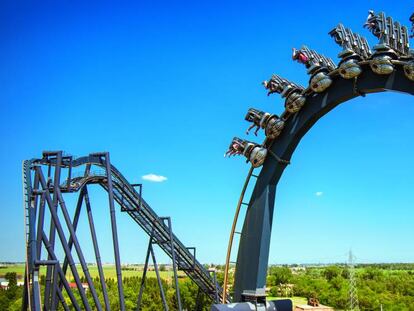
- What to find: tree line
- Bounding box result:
[2,263,414,310]
[0,273,211,310]
[267,264,414,310]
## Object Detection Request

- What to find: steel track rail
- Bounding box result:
[22,160,33,310]
[25,154,227,304]
[221,166,254,302]
[228,62,414,301]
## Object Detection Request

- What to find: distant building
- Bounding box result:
[0,281,9,290]
[68,283,89,291]
[290,266,306,274]
[0,280,24,289]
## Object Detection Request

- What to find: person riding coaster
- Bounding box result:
[244,108,285,140]
[224,137,267,168]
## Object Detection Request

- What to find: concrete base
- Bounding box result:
[210,299,292,311]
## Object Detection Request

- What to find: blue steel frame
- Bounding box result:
[233,65,414,301]
[22,152,223,310]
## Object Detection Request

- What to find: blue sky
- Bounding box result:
[1,1,413,265]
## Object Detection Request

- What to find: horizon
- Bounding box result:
[2,261,414,266]
[2,1,414,266]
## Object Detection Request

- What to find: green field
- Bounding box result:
[0,265,25,278]
[0,264,184,281]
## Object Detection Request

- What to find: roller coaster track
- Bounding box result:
[23,152,227,311]
[221,10,414,305]
[22,9,414,311]
[22,160,34,308]
[222,166,255,302]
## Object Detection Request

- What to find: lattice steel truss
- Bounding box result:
[348,251,360,311]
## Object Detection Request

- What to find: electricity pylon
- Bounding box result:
[348,250,360,311]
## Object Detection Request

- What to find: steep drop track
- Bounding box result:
[23,152,227,311]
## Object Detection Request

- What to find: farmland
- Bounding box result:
[0,263,184,281]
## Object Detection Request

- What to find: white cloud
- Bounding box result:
[315,191,323,197]
[142,174,168,182]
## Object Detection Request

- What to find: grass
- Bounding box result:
[0,264,185,281]
[0,265,25,278]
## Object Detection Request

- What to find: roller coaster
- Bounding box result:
[22,152,225,311]
[22,9,414,311]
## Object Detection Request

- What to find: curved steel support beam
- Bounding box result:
[233,64,414,301]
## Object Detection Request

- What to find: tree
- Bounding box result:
[267,266,292,286]
[5,272,18,300]
[323,266,341,282]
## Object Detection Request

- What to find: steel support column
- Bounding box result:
[137,234,169,311]
[162,217,182,311]
[233,185,276,301]
[84,186,111,311]
[136,235,152,310]
[55,186,103,310]
[27,167,41,311]
[61,188,84,276]
[41,232,82,311]
[102,152,126,310]
[44,151,62,309]
[37,167,93,311]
